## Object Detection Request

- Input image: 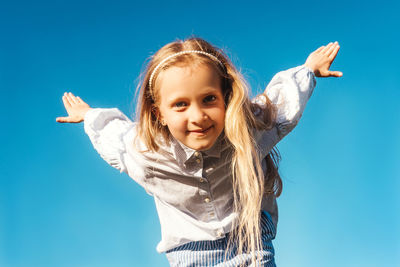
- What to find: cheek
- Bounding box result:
[213,106,226,123]
[164,113,187,131]
[217,110,226,131]
[163,111,181,124]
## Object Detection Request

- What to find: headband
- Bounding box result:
[148,50,225,95]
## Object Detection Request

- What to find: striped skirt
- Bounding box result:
[165,211,276,267]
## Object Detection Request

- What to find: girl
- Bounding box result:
[56,37,341,266]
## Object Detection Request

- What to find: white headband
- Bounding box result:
[148,50,225,95]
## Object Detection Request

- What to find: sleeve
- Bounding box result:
[266,64,316,138]
[83,108,135,173]
[253,65,316,154]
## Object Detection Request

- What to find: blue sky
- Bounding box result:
[1,0,399,266]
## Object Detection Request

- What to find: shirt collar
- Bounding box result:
[170,135,222,165]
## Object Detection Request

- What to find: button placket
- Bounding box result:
[199,154,219,222]
[194,151,202,164]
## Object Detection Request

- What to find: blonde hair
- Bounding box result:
[136,37,282,265]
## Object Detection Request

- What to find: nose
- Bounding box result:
[189,104,208,124]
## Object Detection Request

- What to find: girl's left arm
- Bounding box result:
[56,92,133,173]
[304,42,342,78]
[255,42,342,146]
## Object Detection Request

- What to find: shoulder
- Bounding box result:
[123,124,175,162]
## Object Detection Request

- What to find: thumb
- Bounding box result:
[328,70,343,77]
[56,117,70,123]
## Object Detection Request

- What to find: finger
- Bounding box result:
[321,42,334,54]
[328,44,340,60]
[325,44,336,55]
[325,42,338,57]
[67,92,79,104]
[56,116,69,123]
[315,46,325,53]
[62,94,72,108]
[328,70,343,77]
[76,96,84,103]
[56,116,82,123]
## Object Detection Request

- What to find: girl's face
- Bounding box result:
[156,64,226,151]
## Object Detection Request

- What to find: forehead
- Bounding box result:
[154,64,222,101]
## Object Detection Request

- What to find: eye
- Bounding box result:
[203,95,217,103]
[174,101,187,108]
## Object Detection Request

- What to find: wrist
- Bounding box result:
[82,107,93,121]
[303,63,316,74]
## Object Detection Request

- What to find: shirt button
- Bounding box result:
[196,158,201,163]
[206,167,214,173]
[217,231,224,238]
[199,178,205,183]
[204,197,210,203]
[194,151,200,157]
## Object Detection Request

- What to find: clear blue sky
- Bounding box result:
[1,0,399,266]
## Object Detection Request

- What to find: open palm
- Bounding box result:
[56,92,91,123]
[305,42,343,78]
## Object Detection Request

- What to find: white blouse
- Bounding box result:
[83,65,316,253]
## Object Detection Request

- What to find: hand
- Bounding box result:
[304,42,343,78]
[56,92,91,123]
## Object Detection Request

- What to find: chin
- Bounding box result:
[187,141,214,151]
[196,145,213,151]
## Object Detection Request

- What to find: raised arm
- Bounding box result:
[267,41,341,135]
[254,42,342,154]
[56,92,134,173]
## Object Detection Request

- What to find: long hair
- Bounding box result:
[136,37,282,265]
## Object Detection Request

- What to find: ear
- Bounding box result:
[152,105,166,126]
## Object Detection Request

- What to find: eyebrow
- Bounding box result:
[165,87,221,103]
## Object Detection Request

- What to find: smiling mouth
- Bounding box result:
[189,126,213,135]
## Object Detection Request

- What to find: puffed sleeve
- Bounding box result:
[83,108,134,173]
[253,65,316,155]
